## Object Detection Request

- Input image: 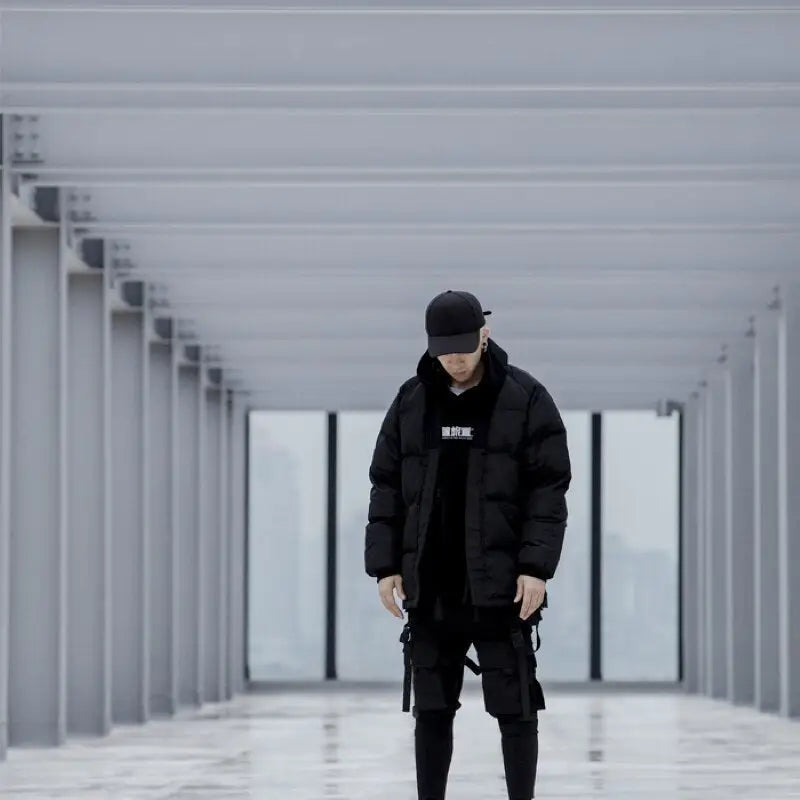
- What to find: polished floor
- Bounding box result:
[1,685,799,799]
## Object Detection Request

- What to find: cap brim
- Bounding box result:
[427,329,481,357]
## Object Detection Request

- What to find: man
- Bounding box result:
[364,289,571,800]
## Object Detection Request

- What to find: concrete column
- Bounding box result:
[695,391,707,694]
[66,263,112,736]
[177,362,202,706]
[753,309,781,712]
[149,340,177,716]
[702,383,713,695]
[8,227,68,746]
[169,344,181,706]
[219,388,230,701]
[681,397,699,694]
[727,343,755,706]
[196,370,207,703]
[0,124,12,758]
[707,368,729,699]
[111,306,150,724]
[202,385,222,703]
[777,281,800,718]
[229,395,247,694]
[224,393,237,698]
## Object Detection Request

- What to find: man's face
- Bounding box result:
[437,328,487,382]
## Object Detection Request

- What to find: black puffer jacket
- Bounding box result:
[364,338,572,609]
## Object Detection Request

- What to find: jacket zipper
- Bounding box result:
[463,447,481,606]
[413,449,439,607]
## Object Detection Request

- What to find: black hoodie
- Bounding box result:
[416,344,505,619]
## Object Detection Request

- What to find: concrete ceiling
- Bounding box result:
[2,2,799,410]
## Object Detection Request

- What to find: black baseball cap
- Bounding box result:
[425,290,492,357]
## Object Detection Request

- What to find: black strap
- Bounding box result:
[511,623,532,720]
[400,623,412,712]
[464,655,482,675]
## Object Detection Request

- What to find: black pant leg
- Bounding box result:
[470,610,541,799]
[410,613,470,800]
[415,708,456,800]
[497,714,539,800]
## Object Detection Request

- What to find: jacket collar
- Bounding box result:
[416,337,509,396]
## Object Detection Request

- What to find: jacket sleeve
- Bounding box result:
[517,383,572,581]
[364,389,405,582]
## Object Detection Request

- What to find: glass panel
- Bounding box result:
[336,411,401,680]
[601,411,679,681]
[247,411,327,681]
[537,411,592,682]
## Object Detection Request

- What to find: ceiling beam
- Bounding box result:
[87,228,800,275]
[5,84,800,112]
[74,223,800,241]
[9,109,800,171]
[39,180,800,227]
[133,268,782,303]
[158,283,772,310]
[18,164,800,181]
[180,307,758,338]
[4,7,799,90]
[4,2,800,10]
[211,335,736,363]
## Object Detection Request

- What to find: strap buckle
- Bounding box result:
[510,620,533,720]
[400,622,412,713]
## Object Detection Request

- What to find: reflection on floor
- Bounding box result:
[1,686,799,798]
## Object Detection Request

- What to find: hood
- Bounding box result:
[416,336,509,396]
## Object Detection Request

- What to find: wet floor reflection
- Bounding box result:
[1,688,799,798]
[588,698,606,793]
[321,708,341,798]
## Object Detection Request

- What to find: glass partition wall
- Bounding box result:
[247,411,328,681]
[248,409,679,683]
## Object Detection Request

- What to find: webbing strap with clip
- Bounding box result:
[510,624,533,720]
[399,623,412,712]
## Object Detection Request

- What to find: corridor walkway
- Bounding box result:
[0,686,798,798]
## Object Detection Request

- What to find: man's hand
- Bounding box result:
[378,574,406,619]
[515,575,546,620]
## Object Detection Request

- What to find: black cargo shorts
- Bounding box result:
[402,603,546,720]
